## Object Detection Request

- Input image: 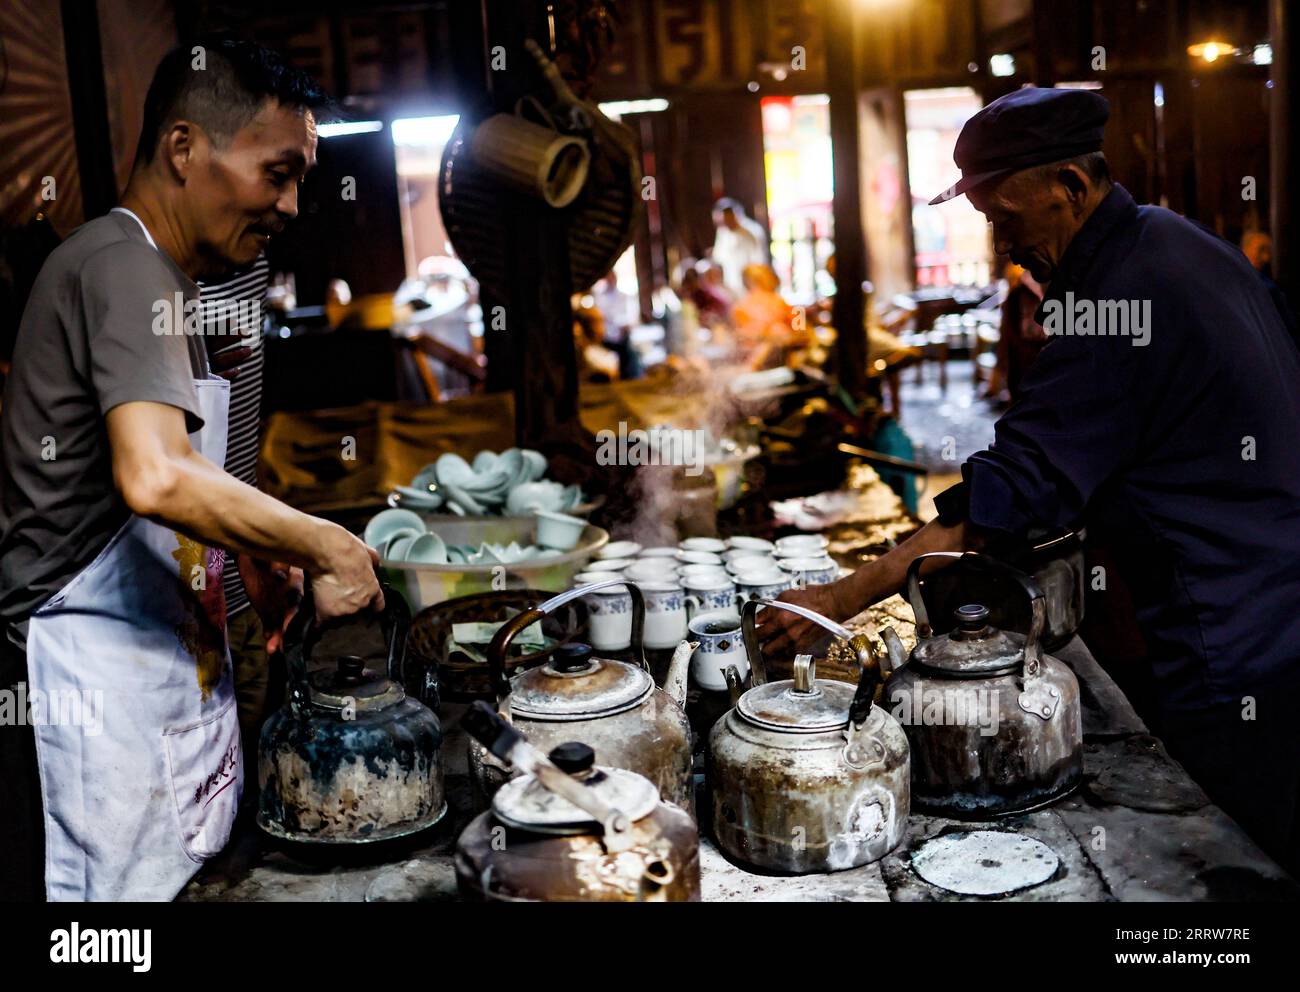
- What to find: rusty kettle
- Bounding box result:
[883,552,1083,818]
[258,581,445,843]
[708,599,910,873]
[456,702,700,901]
[467,579,694,811]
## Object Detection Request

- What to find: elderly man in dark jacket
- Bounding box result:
[761,87,1300,874]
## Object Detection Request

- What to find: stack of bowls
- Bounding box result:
[391,448,587,518]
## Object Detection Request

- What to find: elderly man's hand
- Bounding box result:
[755,579,861,660]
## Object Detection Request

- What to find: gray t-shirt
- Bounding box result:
[0,211,208,647]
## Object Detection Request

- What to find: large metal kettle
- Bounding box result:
[468,579,694,812]
[258,581,445,843]
[456,702,700,901]
[708,599,910,874]
[884,552,1083,817]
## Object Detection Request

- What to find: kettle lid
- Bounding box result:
[508,642,654,721]
[912,604,1026,676]
[491,742,660,833]
[737,654,855,733]
[307,656,405,711]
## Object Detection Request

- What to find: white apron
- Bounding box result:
[28,212,239,900]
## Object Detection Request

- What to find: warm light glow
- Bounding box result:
[597,98,669,118]
[390,115,460,146]
[1187,40,1237,64]
[318,120,384,138]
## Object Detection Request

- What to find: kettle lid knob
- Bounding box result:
[553,642,595,673]
[548,741,595,774]
[338,655,367,680]
[954,604,990,630]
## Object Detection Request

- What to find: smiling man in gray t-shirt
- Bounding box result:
[0,211,207,646]
[0,37,384,901]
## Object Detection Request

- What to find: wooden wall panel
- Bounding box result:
[0,0,82,235]
[97,0,177,193]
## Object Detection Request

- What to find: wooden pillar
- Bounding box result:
[1271,0,1299,303]
[1031,0,1057,86]
[825,0,868,398]
[61,0,117,217]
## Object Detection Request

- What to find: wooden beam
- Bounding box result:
[826,0,867,398]
[1271,0,1298,304]
[61,0,118,217]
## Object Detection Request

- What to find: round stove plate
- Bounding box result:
[910,830,1059,896]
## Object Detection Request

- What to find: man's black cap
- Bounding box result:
[930,87,1110,205]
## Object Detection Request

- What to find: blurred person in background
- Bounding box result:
[1241,230,1298,351]
[988,262,1049,404]
[733,264,807,369]
[711,197,769,296]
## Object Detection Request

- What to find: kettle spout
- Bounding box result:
[664,639,695,708]
[880,626,909,679]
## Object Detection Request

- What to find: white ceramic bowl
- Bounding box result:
[535,510,586,551]
[679,537,726,554]
[585,558,634,572]
[774,534,830,558]
[364,508,426,550]
[725,554,775,575]
[679,563,729,581]
[599,540,643,560]
[726,535,775,553]
[677,549,724,566]
[405,532,449,564]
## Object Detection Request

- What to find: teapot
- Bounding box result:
[468,579,694,812]
[883,552,1083,817]
[708,599,910,873]
[258,581,445,843]
[456,702,700,901]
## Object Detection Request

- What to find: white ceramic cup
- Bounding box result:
[677,549,724,566]
[682,574,739,622]
[735,573,793,604]
[580,582,634,652]
[689,611,750,691]
[679,563,729,581]
[599,540,643,560]
[774,534,830,558]
[679,537,727,554]
[726,553,775,575]
[777,555,838,586]
[626,559,680,583]
[726,536,774,554]
[585,558,634,572]
[636,580,688,650]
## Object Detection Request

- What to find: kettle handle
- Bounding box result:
[740,598,884,727]
[281,575,410,715]
[904,551,1046,675]
[486,580,647,701]
[462,701,634,853]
